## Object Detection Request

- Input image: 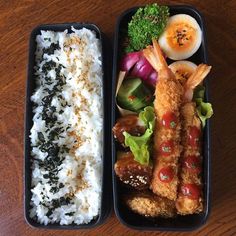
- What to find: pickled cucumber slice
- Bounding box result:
[117,77,153,112]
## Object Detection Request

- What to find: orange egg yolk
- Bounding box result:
[175,67,194,82]
[166,23,196,51]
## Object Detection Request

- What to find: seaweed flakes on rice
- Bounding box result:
[30,27,103,225]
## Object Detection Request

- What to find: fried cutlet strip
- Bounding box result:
[124,191,176,218]
[143,39,183,200]
[176,64,211,215]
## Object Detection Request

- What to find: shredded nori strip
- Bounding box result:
[32,45,74,214]
[43,43,60,55]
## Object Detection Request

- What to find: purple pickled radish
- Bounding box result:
[130,56,153,80]
[147,70,158,86]
[119,51,158,87]
[120,51,141,71]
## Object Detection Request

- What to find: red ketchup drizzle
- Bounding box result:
[158,166,174,183]
[161,112,177,129]
[183,155,201,174]
[159,140,174,156]
[188,126,201,147]
[181,184,201,200]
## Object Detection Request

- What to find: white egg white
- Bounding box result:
[159,14,202,60]
[169,60,197,82]
[169,60,197,73]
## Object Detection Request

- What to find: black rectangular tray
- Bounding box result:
[24,23,112,229]
[112,5,211,231]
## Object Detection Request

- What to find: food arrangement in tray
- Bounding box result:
[113,3,213,218]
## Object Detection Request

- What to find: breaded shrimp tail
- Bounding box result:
[184,64,212,102]
[143,39,183,201]
[143,39,173,80]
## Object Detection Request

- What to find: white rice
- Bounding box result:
[29,27,103,225]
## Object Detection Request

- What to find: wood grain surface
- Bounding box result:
[0,0,236,235]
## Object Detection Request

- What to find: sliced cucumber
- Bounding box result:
[117,77,153,112]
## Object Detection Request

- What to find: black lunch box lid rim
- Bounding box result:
[24,22,112,229]
[112,4,211,232]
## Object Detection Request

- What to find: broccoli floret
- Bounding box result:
[128,4,169,51]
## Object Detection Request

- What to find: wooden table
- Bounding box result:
[0,0,236,235]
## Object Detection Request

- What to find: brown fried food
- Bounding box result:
[176,64,211,215]
[176,193,203,215]
[114,152,152,190]
[112,114,145,144]
[151,160,179,201]
[176,102,203,215]
[124,191,176,218]
[143,39,183,201]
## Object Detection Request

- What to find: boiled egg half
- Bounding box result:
[169,60,197,85]
[159,14,202,60]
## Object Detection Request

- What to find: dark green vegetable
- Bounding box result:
[117,77,153,111]
[128,3,169,51]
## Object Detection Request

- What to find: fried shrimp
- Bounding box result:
[176,64,211,215]
[143,39,183,200]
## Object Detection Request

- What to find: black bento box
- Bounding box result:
[111,5,211,231]
[24,23,112,229]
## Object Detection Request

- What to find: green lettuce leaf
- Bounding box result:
[196,102,213,128]
[123,129,152,165]
[123,106,155,165]
[139,106,155,129]
[193,85,213,127]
